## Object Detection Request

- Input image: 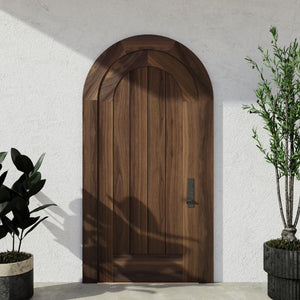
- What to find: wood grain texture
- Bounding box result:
[100,51,148,102]
[147,50,197,101]
[147,67,166,254]
[165,74,183,255]
[113,74,130,255]
[82,99,98,282]
[182,98,202,282]
[83,35,213,283]
[100,50,197,103]
[98,99,114,282]
[114,255,182,282]
[83,35,213,102]
[130,67,148,254]
[198,93,214,282]
[83,41,124,101]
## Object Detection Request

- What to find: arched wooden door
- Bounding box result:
[83,35,213,283]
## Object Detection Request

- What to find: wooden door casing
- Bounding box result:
[83,35,213,283]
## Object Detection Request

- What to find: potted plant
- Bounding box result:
[243,26,300,300]
[0,148,56,300]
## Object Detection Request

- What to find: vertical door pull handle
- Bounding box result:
[182,178,194,208]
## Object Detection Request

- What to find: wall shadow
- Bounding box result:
[110,195,191,282]
[35,192,82,261]
[0,2,223,281]
[84,189,204,283]
[0,0,133,59]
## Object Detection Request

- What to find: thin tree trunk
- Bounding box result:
[289,176,294,226]
[289,105,295,226]
[285,98,290,226]
[285,175,290,226]
[294,196,300,227]
[275,166,287,228]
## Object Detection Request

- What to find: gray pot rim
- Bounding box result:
[0,253,33,277]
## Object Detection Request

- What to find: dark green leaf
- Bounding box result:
[17,216,39,230]
[0,202,9,215]
[0,197,21,217]
[27,179,46,197]
[0,152,7,164]
[0,186,11,203]
[31,153,45,175]
[11,174,28,197]
[11,148,21,164]
[13,196,29,217]
[14,155,34,174]
[28,172,41,188]
[0,171,8,186]
[23,216,48,238]
[12,210,24,227]
[0,226,7,239]
[1,216,19,235]
[30,204,57,214]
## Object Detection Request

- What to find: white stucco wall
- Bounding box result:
[0,0,299,282]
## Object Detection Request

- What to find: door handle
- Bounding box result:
[182,178,194,208]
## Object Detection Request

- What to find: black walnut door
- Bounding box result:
[83,35,213,283]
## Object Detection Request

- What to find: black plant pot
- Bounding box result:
[264,242,300,300]
[0,254,33,300]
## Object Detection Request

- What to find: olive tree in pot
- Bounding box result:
[0,148,56,300]
[243,26,300,300]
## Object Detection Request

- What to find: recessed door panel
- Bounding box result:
[110,66,198,281]
[83,35,213,283]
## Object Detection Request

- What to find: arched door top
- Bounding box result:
[83,35,213,283]
[83,34,213,102]
[99,50,198,102]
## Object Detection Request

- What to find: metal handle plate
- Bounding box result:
[182,178,194,208]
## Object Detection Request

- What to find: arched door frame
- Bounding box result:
[83,35,213,282]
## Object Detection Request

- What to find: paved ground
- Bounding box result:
[33,282,269,300]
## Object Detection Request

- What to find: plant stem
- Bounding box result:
[12,234,15,252]
[289,93,295,226]
[285,97,290,226]
[289,175,294,226]
[275,166,287,227]
[18,230,23,253]
[294,196,300,227]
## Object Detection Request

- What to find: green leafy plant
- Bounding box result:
[0,148,56,254]
[243,26,300,241]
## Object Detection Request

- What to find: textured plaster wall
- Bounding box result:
[0,0,299,282]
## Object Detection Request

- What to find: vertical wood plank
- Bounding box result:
[83,99,98,282]
[147,67,166,254]
[165,74,183,255]
[113,74,130,255]
[98,99,114,282]
[84,36,214,284]
[198,94,214,282]
[130,67,148,254]
[182,98,201,282]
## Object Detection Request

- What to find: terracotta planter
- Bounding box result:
[0,254,33,300]
[264,242,300,300]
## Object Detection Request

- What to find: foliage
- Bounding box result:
[0,148,56,253]
[243,26,300,237]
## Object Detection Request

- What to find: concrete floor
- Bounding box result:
[33,283,269,300]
